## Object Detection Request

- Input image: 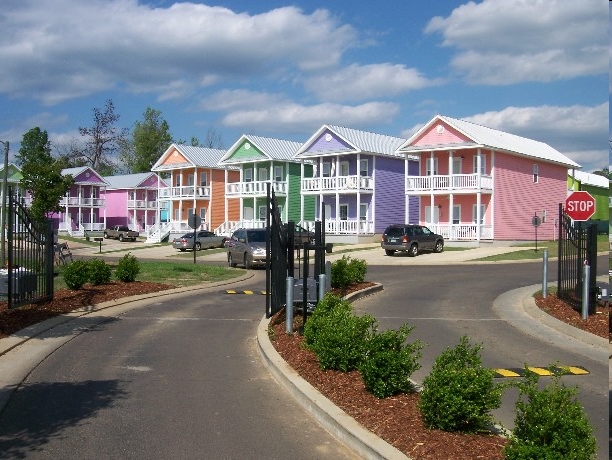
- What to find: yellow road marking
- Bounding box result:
[527,367,553,376]
[494,369,521,377]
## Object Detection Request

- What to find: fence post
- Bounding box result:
[542,249,548,299]
[582,262,589,320]
[286,277,294,334]
[319,274,326,299]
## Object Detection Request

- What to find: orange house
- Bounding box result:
[149,144,239,242]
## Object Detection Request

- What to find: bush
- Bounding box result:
[503,369,596,460]
[303,293,376,372]
[63,259,89,290]
[115,252,140,282]
[87,258,112,285]
[331,255,367,288]
[359,324,423,398]
[419,335,502,432]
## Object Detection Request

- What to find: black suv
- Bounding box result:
[381,224,444,257]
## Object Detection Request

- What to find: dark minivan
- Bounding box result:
[381,224,444,257]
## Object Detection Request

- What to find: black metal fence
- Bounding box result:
[557,203,598,314]
[5,188,54,308]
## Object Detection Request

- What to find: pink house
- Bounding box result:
[103,172,168,232]
[397,115,581,242]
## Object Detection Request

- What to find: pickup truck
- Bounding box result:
[104,225,139,242]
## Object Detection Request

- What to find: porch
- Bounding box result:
[225,180,287,197]
[406,174,493,193]
[301,175,373,193]
[158,185,211,200]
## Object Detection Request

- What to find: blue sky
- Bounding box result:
[0,0,608,172]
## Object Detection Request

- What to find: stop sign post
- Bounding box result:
[565,191,596,221]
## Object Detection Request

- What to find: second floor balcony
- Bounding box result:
[406,173,493,194]
[225,180,287,197]
[159,185,211,200]
[301,175,373,194]
[127,200,167,210]
[60,196,105,207]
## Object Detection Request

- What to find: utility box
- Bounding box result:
[293,278,317,303]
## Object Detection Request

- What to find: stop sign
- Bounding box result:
[565,191,596,221]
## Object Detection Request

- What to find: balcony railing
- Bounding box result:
[59,197,106,207]
[406,174,493,193]
[428,224,493,241]
[127,200,161,210]
[304,219,374,235]
[225,181,287,196]
[301,175,373,193]
[159,185,211,199]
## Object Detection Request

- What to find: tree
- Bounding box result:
[592,166,610,179]
[18,128,74,222]
[72,99,128,175]
[119,107,172,173]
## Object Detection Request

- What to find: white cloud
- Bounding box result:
[0,0,357,104]
[425,0,608,84]
[303,63,443,102]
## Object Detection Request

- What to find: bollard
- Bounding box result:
[325,261,331,292]
[581,263,589,320]
[286,277,294,334]
[319,273,326,300]
[542,249,548,299]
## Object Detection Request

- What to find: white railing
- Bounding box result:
[323,219,374,235]
[127,200,158,209]
[301,175,373,193]
[406,174,492,192]
[215,221,240,236]
[225,181,287,196]
[428,224,493,241]
[60,197,106,207]
[158,185,211,199]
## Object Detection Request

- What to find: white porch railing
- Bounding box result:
[146,222,172,243]
[225,181,287,196]
[158,185,211,199]
[60,197,106,207]
[320,219,374,235]
[127,200,159,210]
[301,175,373,193]
[406,174,493,192]
[214,220,267,236]
[428,224,493,241]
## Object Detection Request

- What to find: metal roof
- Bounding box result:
[400,115,581,168]
[572,170,609,188]
[152,144,237,171]
[61,166,109,185]
[103,172,167,189]
[221,135,302,163]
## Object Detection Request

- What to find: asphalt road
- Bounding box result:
[356,256,608,459]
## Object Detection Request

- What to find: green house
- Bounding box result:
[218,135,315,232]
[567,170,609,233]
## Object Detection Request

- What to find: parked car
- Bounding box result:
[104,225,139,242]
[282,223,316,248]
[226,228,268,269]
[381,224,444,257]
[172,231,227,251]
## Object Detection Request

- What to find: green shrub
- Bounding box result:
[359,324,423,398]
[419,335,502,432]
[87,258,112,285]
[303,293,376,372]
[331,255,367,288]
[63,259,89,290]
[503,369,596,460]
[115,252,140,282]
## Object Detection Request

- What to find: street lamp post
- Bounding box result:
[0,141,9,267]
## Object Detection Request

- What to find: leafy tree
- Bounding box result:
[70,99,128,175]
[592,166,610,179]
[119,107,172,173]
[17,128,74,222]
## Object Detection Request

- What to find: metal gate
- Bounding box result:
[266,183,289,318]
[557,203,597,314]
[5,188,54,308]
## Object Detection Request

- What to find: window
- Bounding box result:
[426,158,438,176]
[187,174,195,186]
[472,204,485,224]
[339,161,349,176]
[174,208,180,221]
[339,204,348,220]
[473,155,486,175]
[322,162,331,177]
[359,159,368,177]
[199,208,207,220]
[452,205,461,225]
[258,168,268,181]
[199,172,207,187]
[452,157,462,175]
[359,203,367,221]
[244,168,253,182]
[175,175,181,187]
[424,206,439,224]
[187,208,194,217]
[533,164,539,183]
[274,165,283,182]
[258,205,267,220]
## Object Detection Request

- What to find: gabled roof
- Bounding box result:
[399,114,581,168]
[62,166,109,185]
[104,172,168,189]
[572,170,609,188]
[0,163,23,182]
[294,124,407,158]
[152,144,235,171]
[220,135,302,164]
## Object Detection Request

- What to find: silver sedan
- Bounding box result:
[172,231,227,251]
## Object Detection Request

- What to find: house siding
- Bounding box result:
[373,156,408,233]
[494,154,566,240]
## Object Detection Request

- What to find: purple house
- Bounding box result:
[54,166,109,236]
[293,125,419,243]
[103,172,168,232]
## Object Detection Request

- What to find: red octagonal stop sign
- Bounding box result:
[565,191,596,221]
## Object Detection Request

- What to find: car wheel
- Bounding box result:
[408,243,418,257]
[195,242,201,251]
[244,253,252,269]
[103,232,108,239]
[385,249,395,256]
[434,240,444,253]
[179,248,186,252]
[119,234,124,242]
[228,253,237,267]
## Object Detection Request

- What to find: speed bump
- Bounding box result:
[225,290,267,295]
[493,365,589,378]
